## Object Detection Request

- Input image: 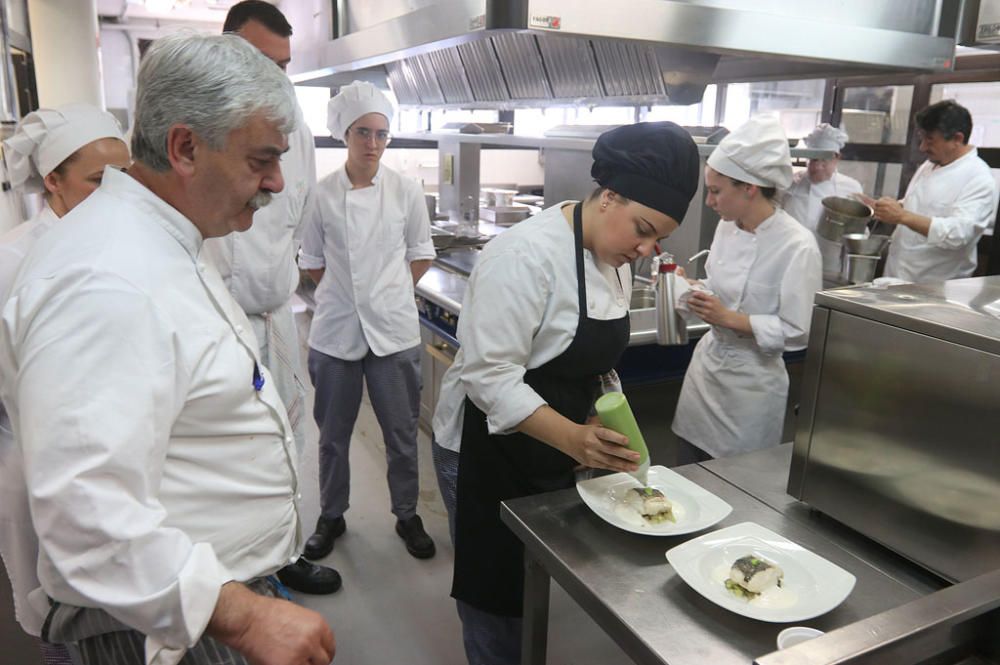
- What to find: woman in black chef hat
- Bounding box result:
[431,122,700,664]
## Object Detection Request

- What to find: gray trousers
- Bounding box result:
[431,438,459,545]
[308,345,422,521]
[46,579,277,665]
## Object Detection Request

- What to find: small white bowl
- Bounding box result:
[777,626,825,650]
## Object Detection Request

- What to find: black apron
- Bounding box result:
[451,203,631,617]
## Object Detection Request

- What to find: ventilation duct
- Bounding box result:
[384,32,719,107]
[293,0,959,108]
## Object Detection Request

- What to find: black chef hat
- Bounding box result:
[591,121,700,224]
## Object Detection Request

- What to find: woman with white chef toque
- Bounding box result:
[672,115,821,465]
[432,122,700,665]
[781,123,863,279]
[0,104,129,665]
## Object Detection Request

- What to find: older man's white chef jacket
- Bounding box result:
[202,109,315,453]
[433,203,631,453]
[0,204,59,638]
[672,208,821,458]
[885,148,999,282]
[298,164,435,360]
[782,171,863,278]
[0,167,300,665]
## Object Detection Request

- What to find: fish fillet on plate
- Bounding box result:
[576,465,731,536]
[666,522,856,622]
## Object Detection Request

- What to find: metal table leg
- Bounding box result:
[521,552,551,665]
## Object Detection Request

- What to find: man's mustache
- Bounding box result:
[249,191,272,211]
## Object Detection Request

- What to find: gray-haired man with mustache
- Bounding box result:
[0,32,335,665]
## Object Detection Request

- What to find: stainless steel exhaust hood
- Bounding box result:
[292,0,960,107]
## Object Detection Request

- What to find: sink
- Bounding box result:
[630,286,655,309]
[629,306,657,333]
[626,285,708,343]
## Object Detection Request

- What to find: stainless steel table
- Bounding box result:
[500,452,944,665]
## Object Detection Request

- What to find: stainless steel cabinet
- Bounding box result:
[790,277,1000,583]
[418,325,456,433]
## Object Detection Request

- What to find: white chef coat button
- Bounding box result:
[235,325,244,334]
[296,493,303,500]
[197,263,205,272]
[285,436,292,445]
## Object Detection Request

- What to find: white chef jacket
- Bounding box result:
[782,171,863,278]
[432,203,632,453]
[0,167,300,665]
[672,208,821,458]
[885,148,999,282]
[0,203,59,637]
[298,164,435,360]
[202,110,315,454]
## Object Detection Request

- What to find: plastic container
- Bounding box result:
[776,626,824,650]
[455,193,480,237]
[594,391,650,484]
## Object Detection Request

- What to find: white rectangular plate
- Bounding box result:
[665,522,857,623]
[576,465,732,536]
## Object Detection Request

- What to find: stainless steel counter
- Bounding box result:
[416,264,467,314]
[500,449,944,665]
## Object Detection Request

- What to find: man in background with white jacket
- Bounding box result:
[782,123,863,280]
[205,0,341,596]
[871,100,999,282]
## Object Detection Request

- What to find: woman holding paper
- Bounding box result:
[432,122,700,665]
[672,115,822,465]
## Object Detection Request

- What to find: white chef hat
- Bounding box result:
[2,104,125,194]
[327,81,395,139]
[803,123,850,153]
[707,115,793,190]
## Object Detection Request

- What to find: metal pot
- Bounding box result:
[842,253,880,284]
[842,233,890,256]
[817,196,873,242]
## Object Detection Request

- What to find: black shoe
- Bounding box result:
[276,557,342,595]
[303,516,346,560]
[395,515,436,559]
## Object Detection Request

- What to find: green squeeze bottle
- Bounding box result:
[594,391,650,485]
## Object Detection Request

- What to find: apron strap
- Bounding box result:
[572,202,624,310]
[572,202,587,316]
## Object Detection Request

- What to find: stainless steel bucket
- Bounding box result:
[842,233,890,256]
[818,197,873,242]
[843,253,880,284]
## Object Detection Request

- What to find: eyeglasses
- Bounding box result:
[351,127,391,144]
